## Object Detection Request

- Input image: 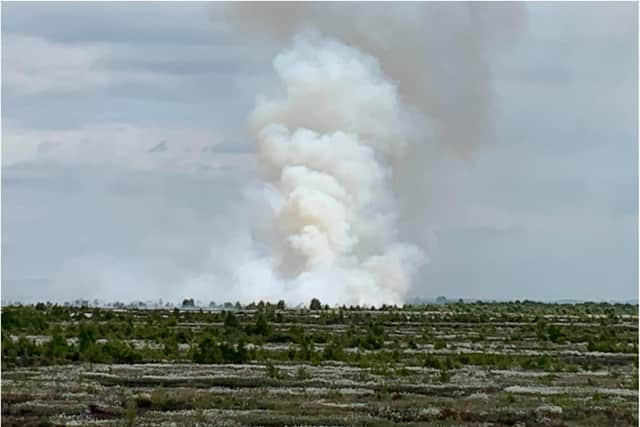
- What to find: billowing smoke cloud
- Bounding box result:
[215,2,526,150]
[209,3,526,305]
[245,34,424,305]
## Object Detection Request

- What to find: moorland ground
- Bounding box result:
[1,301,638,426]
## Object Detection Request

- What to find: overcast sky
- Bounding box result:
[2,2,637,303]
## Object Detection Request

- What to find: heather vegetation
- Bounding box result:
[1,300,638,426]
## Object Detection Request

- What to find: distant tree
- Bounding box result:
[362,321,385,350]
[235,301,242,310]
[103,339,142,364]
[310,298,322,310]
[75,299,89,308]
[221,341,249,364]
[192,335,248,364]
[277,300,286,310]
[182,298,195,308]
[253,312,272,336]
[547,324,563,343]
[78,323,97,354]
[192,335,223,364]
[223,311,240,330]
[297,335,315,361]
[45,327,69,361]
[175,329,193,344]
[322,337,345,361]
[2,332,17,366]
[163,334,179,358]
[13,336,40,365]
[209,301,217,308]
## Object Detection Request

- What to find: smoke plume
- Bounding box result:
[211,3,526,305]
[245,34,424,305]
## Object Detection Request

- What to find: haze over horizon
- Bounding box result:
[2,2,638,304]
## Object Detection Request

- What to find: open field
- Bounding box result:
[2,301,638,426]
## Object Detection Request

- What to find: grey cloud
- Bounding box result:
[418,216,637,301]
[1,160,251,303]
[2,35,111,95]
[203,141,252,154]
[98,39,271,78]
[1,3,221,46]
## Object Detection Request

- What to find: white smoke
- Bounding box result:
[214,2,526,242]
[206,3,526,305]
[240,34,424,306]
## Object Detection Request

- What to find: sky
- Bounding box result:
[2,2,637,303]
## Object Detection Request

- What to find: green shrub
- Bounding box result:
[163,334,179,358]
[125,399,137,426]
[247,312,272,337]
[296,366,310,380]
[103,339,143,364]
[223,311,240,330]
[322,338,346,361]
[265,360,282,379]
[192,335,224,364]
[439,369,452,383]
[192,335,249,364]
[424,354,442,370]
[45,328,69,361]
